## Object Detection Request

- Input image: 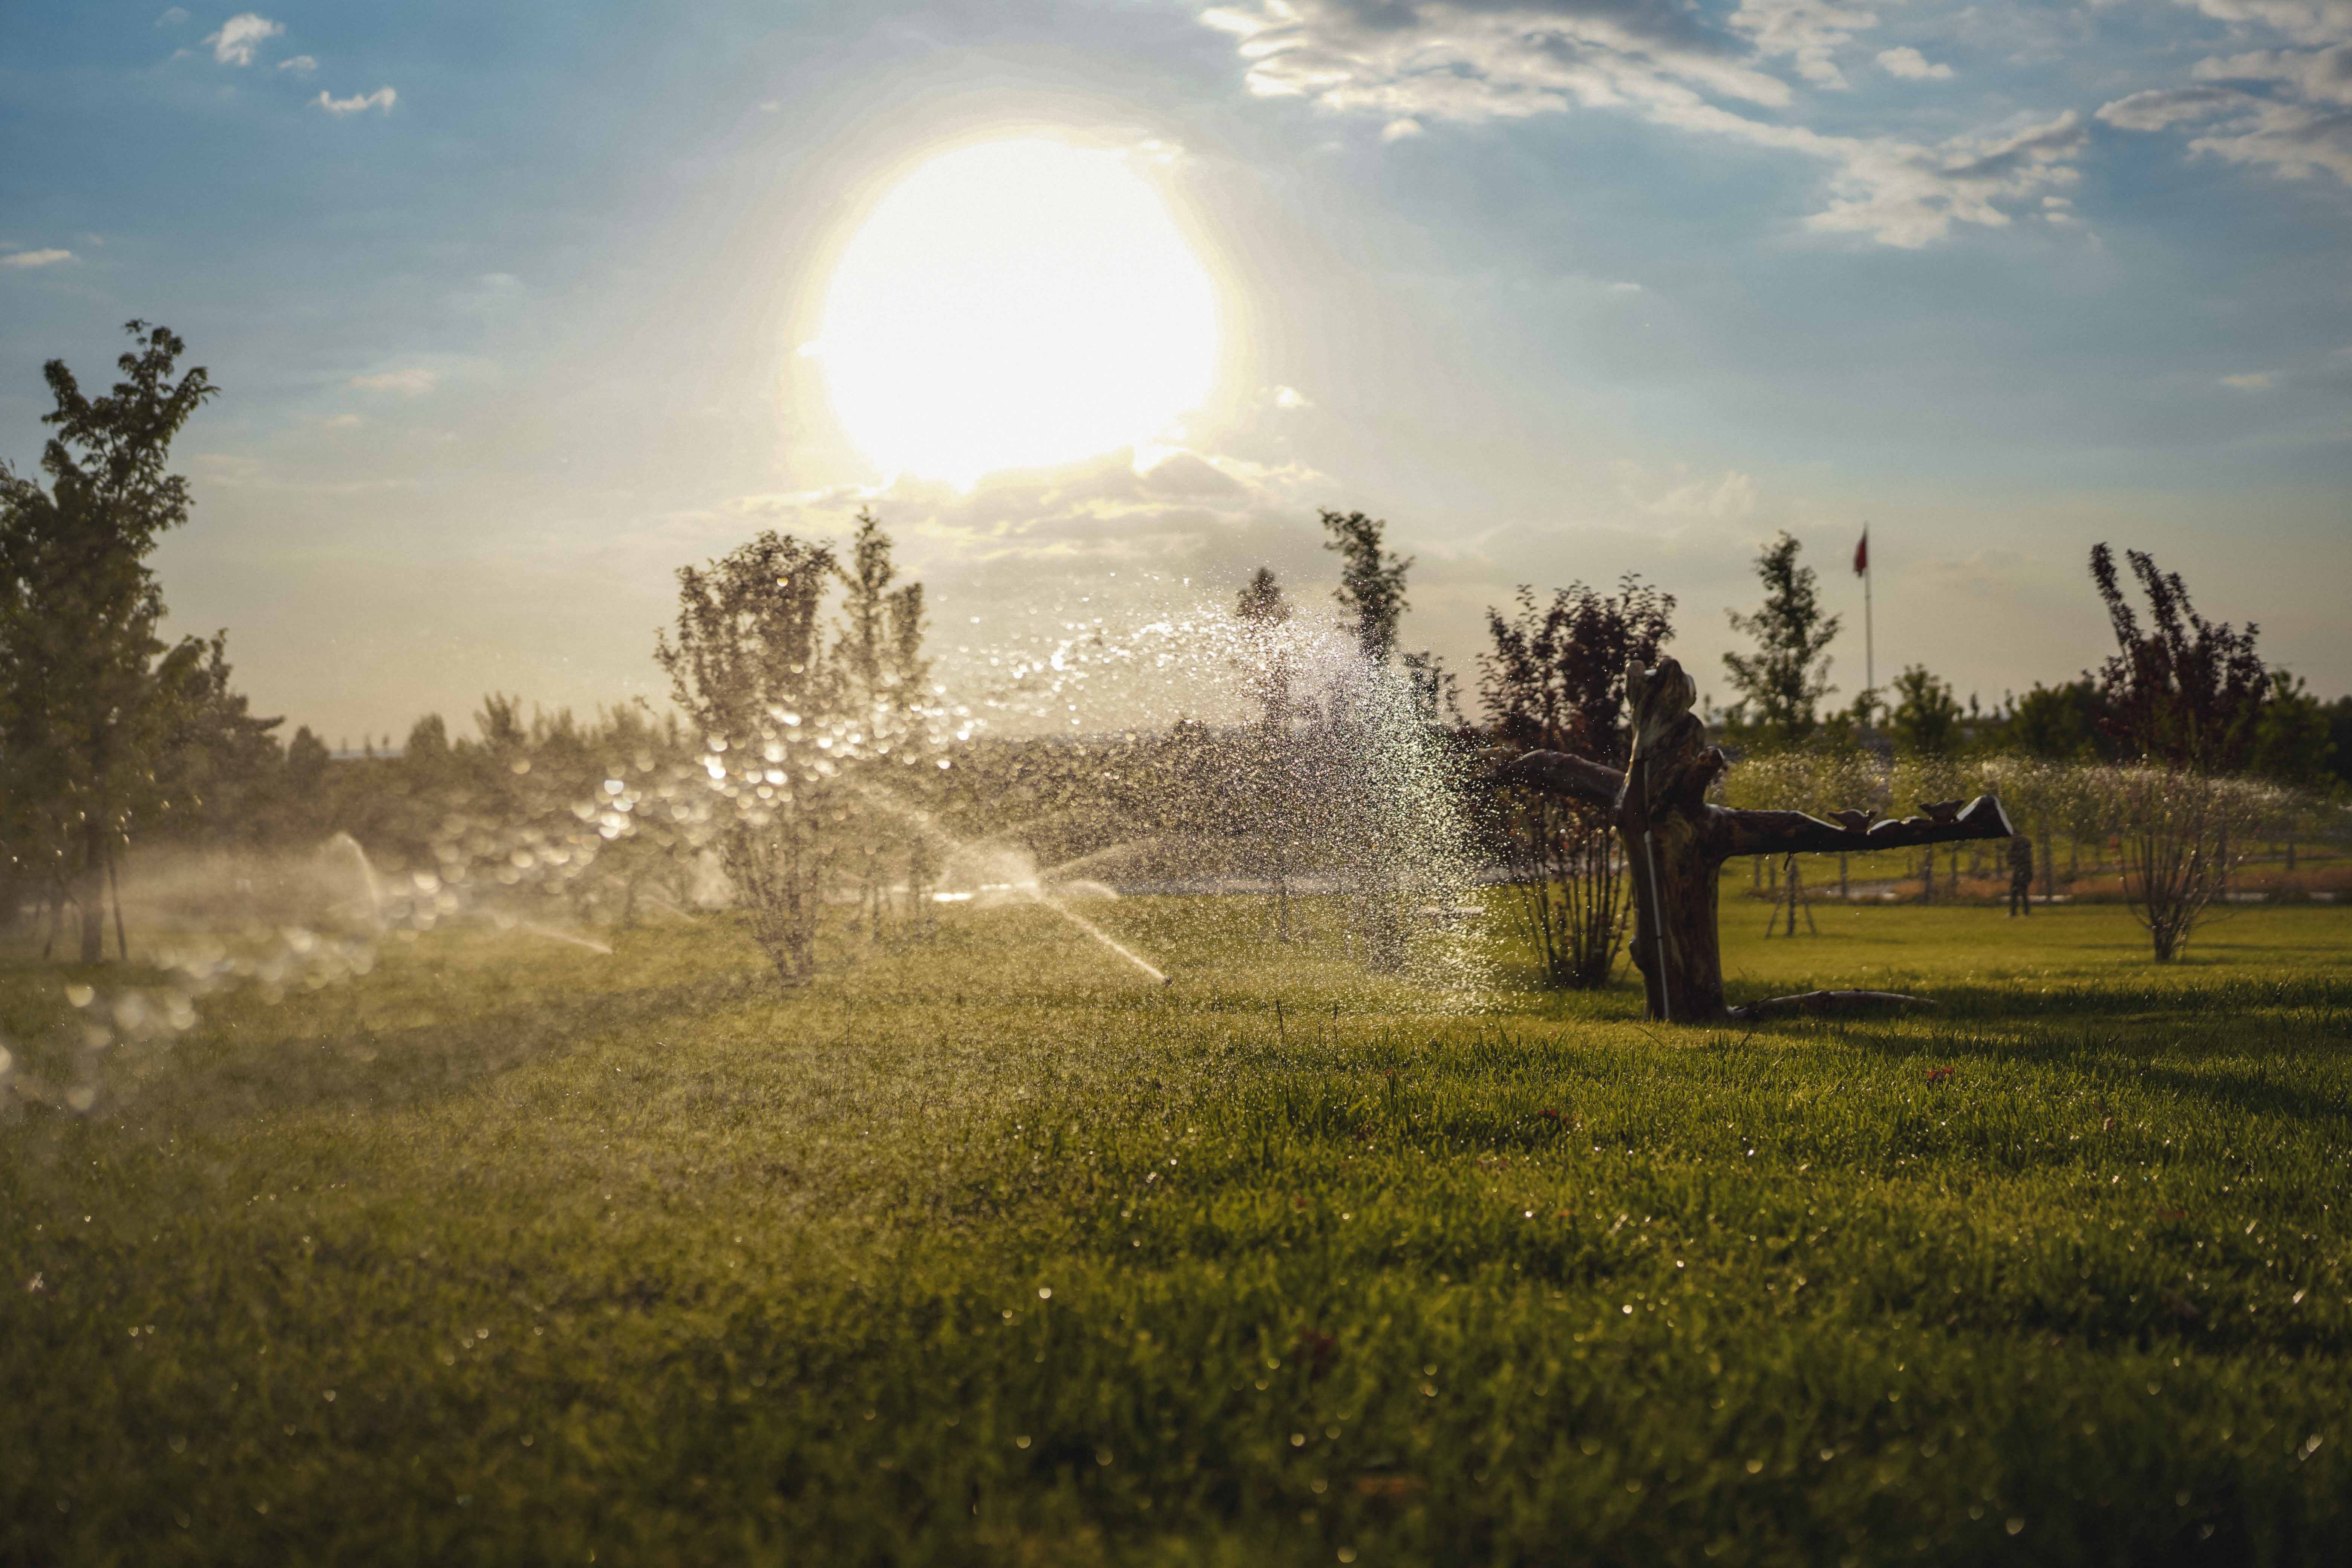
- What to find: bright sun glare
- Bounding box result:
[812,138,1219,485]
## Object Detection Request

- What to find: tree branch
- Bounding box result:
[1711,794,2014,858]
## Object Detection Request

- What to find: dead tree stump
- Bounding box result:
[1496,657,2015,1024]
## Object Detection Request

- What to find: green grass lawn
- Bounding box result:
[4,898,2349,1565]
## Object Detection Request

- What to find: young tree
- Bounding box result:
[1234,567,1301,939]
[657,531,840,984]
[1888,665,1963,757]
[1481,577,1675,987]
[1321,509,1411,667]
[1722,533,1840,744]
[0,321,221,961]
[2088,544,2271,960]
[2089,544,2267,772]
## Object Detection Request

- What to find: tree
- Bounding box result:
[1994,679,2109,761]
[2249,672,2333,790]
[657,531,841,984]
[0,321,220,961]
[1481,577,1675,988]
[1499,655,2015,1022]
[1321,509,1411,667]
[1722,533,1839,743]
[833,510,930,934]
[2088,544,2271,961]
[2089,543,2267,772]
[1233,567,1300,939]
[1888,665,1962,757]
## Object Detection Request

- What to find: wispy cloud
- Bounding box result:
[2099,11,2352,183]
[0,248,75,269]
[348,367,435,395]
[2220,369,2277,387]
[1197,3,2085,247]
[1272,385,1314,410]
[316,86,397,116]
[1733,0,1882,90]
[204,12,281,67]
[1876,46,1954,80]
[277,54,317,75]
[154,7,188,24]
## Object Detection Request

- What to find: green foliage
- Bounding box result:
[4,903,2350,1563]
[1320,510,1411,668]
[0,322,239,956]
[1721,533,1840,745]
[2089,544,2268,773]
[1991,680,2109,762]
[2251,672,2335,790]
[1887,664,1963,757]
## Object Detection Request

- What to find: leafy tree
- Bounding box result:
[2089,543,2267,772]
[657,531,840,983]
[1721,532,1840,744]
[838,508,928,713]
[833,510,930,934]
[2248,672,2333,790]
[1887,664,1963,757]
[1320,509,1411,667]
[1233,567,1300,939]
[1481,577,1675,988]
[1234,567,1294,733]
[0,321,221,960]
[1994,679,2109,761]
[2327,697,2352,791]
[150,631,285,848]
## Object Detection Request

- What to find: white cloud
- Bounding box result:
[2171,0,2352,48]
[1272,385,1314,410]
[2220,369,2277,387]
[1197,3,2086,247]
[1647,469,1760,521]
[1381,117,1425,141]
[155,7,188,24]
[323,413,365,428]
[2095,86,2241,131]
[2197,43,2352,104]
[1876,46,1954,80]
[204,13,281,66]
[2100,11,2352,184]
[0,248,75,269]
[348,367,436,395]
[277,54,317,74]
[1733,0,1881,89]
[316,86,397,116]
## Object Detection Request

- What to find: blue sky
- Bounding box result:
[3,0,2347,744]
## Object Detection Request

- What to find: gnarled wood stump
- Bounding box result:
[1496,657,2015,1024]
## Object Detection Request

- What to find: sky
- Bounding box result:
[3,0,2347,747]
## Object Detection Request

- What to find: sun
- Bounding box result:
[810,138,1219,485]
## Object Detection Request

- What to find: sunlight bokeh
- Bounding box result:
[810,138,1219,485]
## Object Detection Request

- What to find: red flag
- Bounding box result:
[1853,529,1869,577]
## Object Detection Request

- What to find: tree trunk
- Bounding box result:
[78,816,107,965]
[1496,656,2017,1024]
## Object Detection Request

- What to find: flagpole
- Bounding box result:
[1861,524,1874,729]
